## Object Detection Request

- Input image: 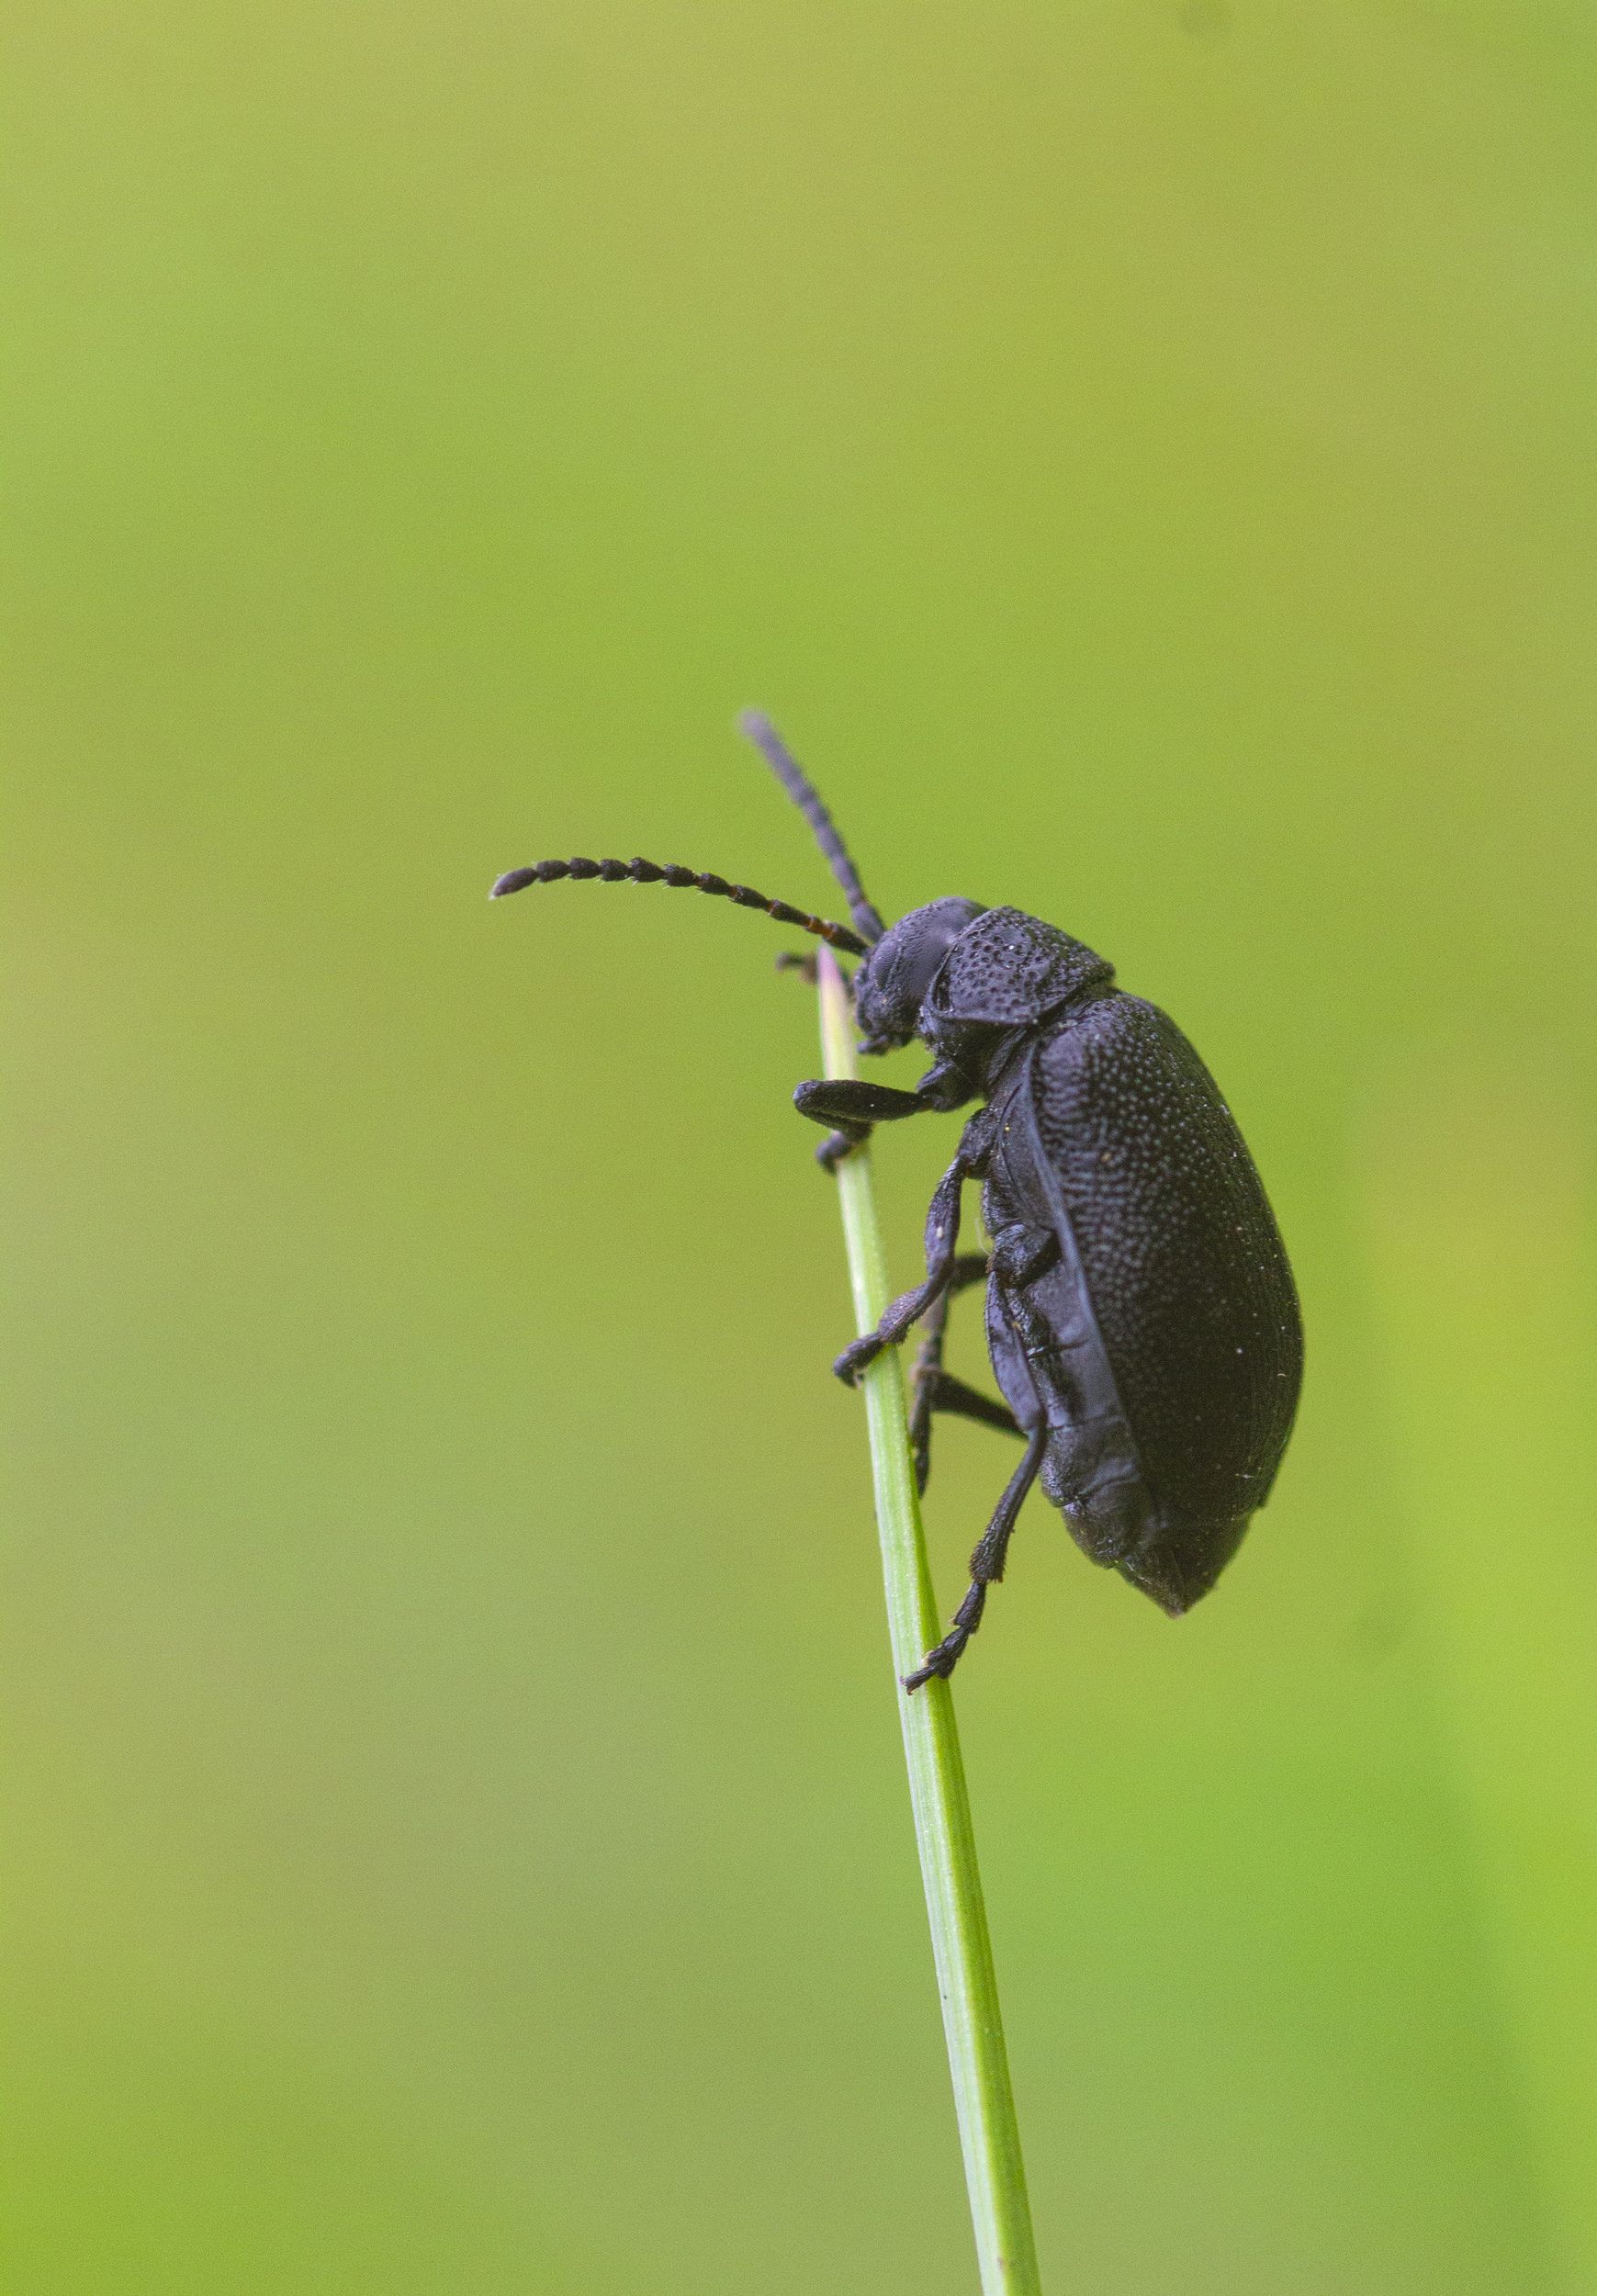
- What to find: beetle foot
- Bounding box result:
[815,1128,864,1173]
[903,1580,989,1689]
[903,1630,967,1692]
[834,1331,887,1385]
[774,951,820,985]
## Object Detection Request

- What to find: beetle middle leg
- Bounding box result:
[834,1109,996,1386]
[904,1249,1058,1686]
[908,1255,1022,1495]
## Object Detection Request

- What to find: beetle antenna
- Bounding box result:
[737,711,886,946]
[489,854,871,954]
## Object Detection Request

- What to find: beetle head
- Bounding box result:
[856,902,1116,1069]
[851,899,988,1054]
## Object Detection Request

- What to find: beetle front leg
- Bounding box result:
[792,1076,934,1172]
[833,1110,995,1386]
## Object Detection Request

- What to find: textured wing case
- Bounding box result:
[1021,993,1302,1524]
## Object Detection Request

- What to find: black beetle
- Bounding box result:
[493,715,1303,1688]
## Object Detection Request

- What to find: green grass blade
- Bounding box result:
[817,949,1044,2296]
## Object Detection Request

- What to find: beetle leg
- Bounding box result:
[909,1254,988,1462]
[833,1110,995,1385]
[793,1079,930,1125]
[905,1269,1050,1687]
[908,1255,1018,1495]
[987,1221,1059,1290]
[911,1374,1026,1494]
[913,1058,978,1113]
[904,1422,1049,1691]
[793,1076,934,1170]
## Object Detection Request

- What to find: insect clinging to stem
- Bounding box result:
[492,715,1303,1689]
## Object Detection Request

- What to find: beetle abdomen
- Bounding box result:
[1026,994,1303,1534]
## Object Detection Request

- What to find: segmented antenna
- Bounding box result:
[489,855,870,954]
[737,711,886,945]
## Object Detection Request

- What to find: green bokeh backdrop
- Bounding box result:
[11,6,1597,2291]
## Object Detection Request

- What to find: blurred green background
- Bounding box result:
[10,5,1597,2290]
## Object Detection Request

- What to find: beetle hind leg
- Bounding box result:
[904,1424,1047,1691]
